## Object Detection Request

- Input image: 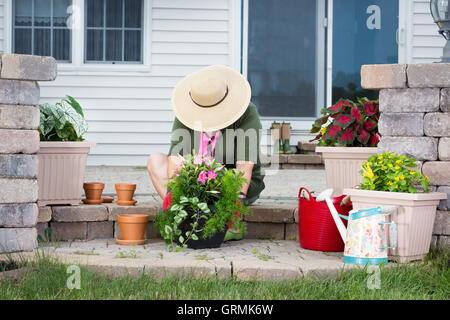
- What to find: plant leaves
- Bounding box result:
[363,101,377,116]
[63,95,84,117]
[324,125,341,139]
[335,114,355,128]
[357,129,370,145]
[339,128,356,144]
[363,119,377,132]
[351,107,362,123]
[368,134,380,146]
[39,98,88,141]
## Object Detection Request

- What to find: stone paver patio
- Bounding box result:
[34,239,367,280]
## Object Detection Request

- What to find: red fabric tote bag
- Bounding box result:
[298,187,352,252]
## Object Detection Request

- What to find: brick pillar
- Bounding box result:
[361,63,450,248]
[0,54,57,253]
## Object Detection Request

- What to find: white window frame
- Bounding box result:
[6,0,152,73]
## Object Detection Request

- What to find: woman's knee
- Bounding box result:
[147,153,168,173]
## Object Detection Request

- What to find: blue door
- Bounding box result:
[332,0,399,103]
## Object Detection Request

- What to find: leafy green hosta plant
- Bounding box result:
[310,98,380,147]
[39,95,88,141]
[155,153,248,252]
[359,152,432,193]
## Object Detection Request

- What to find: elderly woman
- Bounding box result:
[147,65,265,241]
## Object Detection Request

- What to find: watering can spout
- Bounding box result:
[317,188,348,242]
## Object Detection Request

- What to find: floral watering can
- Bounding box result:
[318,189,397,265]
[342,206,397,265]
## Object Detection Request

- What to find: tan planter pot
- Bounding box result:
[316,147,378,196]
[37,141,96,206]
[344,188,446,263]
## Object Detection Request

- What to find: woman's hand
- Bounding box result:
[167,155,184,180]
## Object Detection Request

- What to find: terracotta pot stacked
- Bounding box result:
[116,214,149,245]
[115,183,137,206]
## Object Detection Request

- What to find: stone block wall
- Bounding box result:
[362,63,450,248]
[0,54,57,253]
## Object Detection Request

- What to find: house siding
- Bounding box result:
[412,0,446,63]
[38,0,233,166]
[0,0,4,53]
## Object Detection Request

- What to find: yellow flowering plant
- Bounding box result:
[359,152,432,193]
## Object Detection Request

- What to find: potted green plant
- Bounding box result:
[311,98,380,195]
[155,154,249,251]
[344,151,446,263]
[37,96,96,206]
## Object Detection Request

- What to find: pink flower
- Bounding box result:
[207,170,217,180]
[194,155,205,165]
[197,170,207,184]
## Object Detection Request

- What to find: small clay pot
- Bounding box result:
[83,182,104,200]
[115,183,136,202]
[117,214,149,241]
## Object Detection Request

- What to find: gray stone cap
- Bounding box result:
[0,54,57,81]
[39,199,298,224]
[361,63,450,89]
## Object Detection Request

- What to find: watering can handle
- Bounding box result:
[390,222,397,249]
[379,221,397,249]
[299,187,314,202]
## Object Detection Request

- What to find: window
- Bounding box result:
[85,0,143,63]
[13,0,72,61]
[332,0,398,103]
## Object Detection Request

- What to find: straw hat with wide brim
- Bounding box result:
[171,65,251,132]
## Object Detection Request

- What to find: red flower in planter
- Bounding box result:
[310,98,380,147]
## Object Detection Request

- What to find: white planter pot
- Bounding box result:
[344,188,446,263]
[37,141,96,206]
[316,146,378,196]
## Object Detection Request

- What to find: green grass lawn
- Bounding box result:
[0,248,449,300]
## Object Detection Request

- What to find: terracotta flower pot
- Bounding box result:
[83,182,104,200]
[117,214,149,241]
[115,183,136,201]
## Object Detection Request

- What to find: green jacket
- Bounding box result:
[168,102,265,199]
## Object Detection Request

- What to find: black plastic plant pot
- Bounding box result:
[176,214,227,250]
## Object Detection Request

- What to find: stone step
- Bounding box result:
[261,154,322,165]
[37,200,300,242]
[297,141,318,152]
